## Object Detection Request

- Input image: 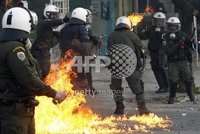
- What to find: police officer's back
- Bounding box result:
[59,7,92,91]
[59,7,91,57]
[107,16,150,115]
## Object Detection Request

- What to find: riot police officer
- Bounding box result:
[107,16,150,115]
[31,4,69,79]
[59,7,92,93]
[164,17,197,104]
[139,12,169,93]
[0,7,66,134]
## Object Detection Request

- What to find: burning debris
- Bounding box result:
[127,6,155,31]
[34,50,173,134]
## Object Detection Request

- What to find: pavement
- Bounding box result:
[85,53,200,134]
[49,42,200,134]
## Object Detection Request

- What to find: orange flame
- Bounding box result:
[144,5,154,13]
[127,6,154,31]
[35,50,173,133]
[127,14,144,27]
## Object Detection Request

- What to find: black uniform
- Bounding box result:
[139,25,169,93]
[59,18,91,91]
[164,31,196,104]
[31,18,64,79]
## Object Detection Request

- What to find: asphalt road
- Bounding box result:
[49,43,200,133]
[85,56,200,134]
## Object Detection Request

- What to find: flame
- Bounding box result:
[127,14,144,27]
[35,50,173,133]
[144,5,154,13]
[127,5,154,31]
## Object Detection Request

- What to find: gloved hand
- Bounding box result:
[63,15,70,23]
[179,42,185,48]
[52,91,67,104]
[169,33,176,40]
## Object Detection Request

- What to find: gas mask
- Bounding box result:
[169,33,176,40]
[155,27,161,32]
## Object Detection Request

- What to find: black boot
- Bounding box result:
[135,94,150,115]
[168,97,175,104]
[137,102,150,115]
[114,101,125,115]
[190,96,197,104]
[168,82,177,104]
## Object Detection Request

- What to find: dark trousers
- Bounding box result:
[168,61,194,98]
[110,71,145,103]
[86,67,93,87]
[0,102,35,134]
[150,53,169,89]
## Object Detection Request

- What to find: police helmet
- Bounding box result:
[86,9,92,24]
[43,4,59,19]
[0,7,38,41]
[166,17,181,32]
[153,12,166,27]
[71,7,88,23]
[30,10,38,28]
[115,16,131,30]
